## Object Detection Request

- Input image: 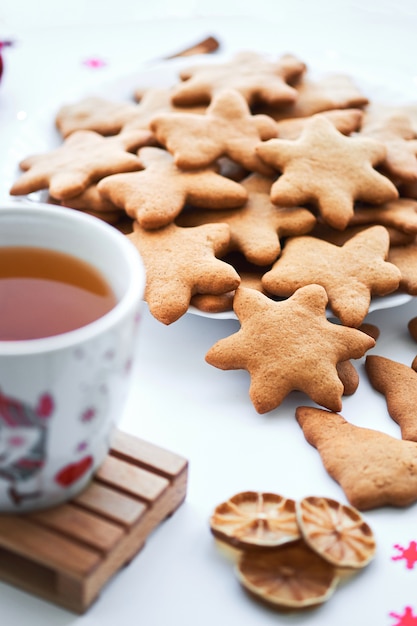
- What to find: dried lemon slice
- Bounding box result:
[210,491,301,549]
[296,496,376,569]
[236,540,339,609]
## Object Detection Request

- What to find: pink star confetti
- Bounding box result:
[392,542,417,569]
[390,607,417,626]
[82,57,108,69]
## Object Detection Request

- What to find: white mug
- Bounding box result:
[0,202,145,512]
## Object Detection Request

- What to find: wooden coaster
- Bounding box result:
[0,430,188,614]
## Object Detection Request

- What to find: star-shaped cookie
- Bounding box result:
[274,108,363,140]
[365,354,417,442]
[350,198,417,234]
[388,240,417,294]
[97,146,248,229]
[123,87,207,132]
[59,183,123,223]
[127,221,240,324]
[296,405,417,510]
[10,129,151,200]
[150,89,278,174]
[171,51,306,107]
[256,114,399,230]
[177,173,316,265]
[55,96,143,137]
[261,225,401,327]
[259,73,369,120]
[190,252,271,314]
[205,284,375,413]
[360,103,417,182]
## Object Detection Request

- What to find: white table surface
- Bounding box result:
[2,2,417,625]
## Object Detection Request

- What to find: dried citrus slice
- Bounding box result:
[210,491,301,549]
[236,540,338,609]
[296,496,376,569]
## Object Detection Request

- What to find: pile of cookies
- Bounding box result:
[9,49,417,422]
[209,491,376,610]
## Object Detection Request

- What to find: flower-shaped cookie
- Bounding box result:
[97,146,248,229]
[150,89,278,174]
[205,285,375,413]
[256,114,399,229]
[127,221,240,324]
[171,51,306,107]
[261,225,401,327]
[10,130,151,200]
[177,173,316,265]
[296,406,417,510]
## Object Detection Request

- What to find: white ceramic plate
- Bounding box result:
[6,51,415,319]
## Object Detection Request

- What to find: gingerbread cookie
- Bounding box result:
[190,252,272,314]
[177,173,316,265]
[258,73,369,120]
[365,354,417,442]
[274,108,363,140]
[171,51,306,107]
[296,405,417,510]
[408,316,417,342]
[388,239,417,294]
[350,198,417,235]
[55,96,143,137]
[359,103,417,182]
[126,87,207,131]
[336,361,359,396]
[358,322,380,341]
[150,88,278,174]
[59,184,123,224]
[127,220,240,324]
[311,221,415,248]
[97,146,248,229]
[10,129,151,200]
[205,285,375,413]
[256,114,399,230]
[261,225,401,327]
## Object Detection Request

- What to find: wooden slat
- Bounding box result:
[111,431,188,478]
[96,455,169,502]
[73,482,146,526]
[29,503,125,552]
[0,516,100,577]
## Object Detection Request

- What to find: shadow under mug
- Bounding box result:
[0,202,146,512]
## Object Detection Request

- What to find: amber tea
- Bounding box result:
[0,246,117,340]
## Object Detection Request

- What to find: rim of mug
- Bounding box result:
[0,202,146,355]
